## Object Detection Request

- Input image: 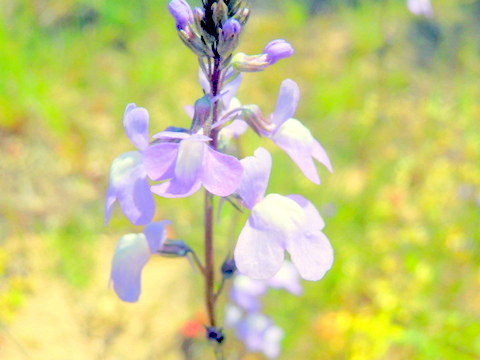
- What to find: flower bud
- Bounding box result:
[221,257,237,279]
[231,40,293,72]
[206,326,225,344]
[263,39,294,65]
[190,95,212,134]
[241,105,271,135]
[217,18,242,56]
[168,0,194,30]
[221,18,241,42]
[231,53,269,72]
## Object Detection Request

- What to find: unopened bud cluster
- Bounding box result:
[169,0,250,58]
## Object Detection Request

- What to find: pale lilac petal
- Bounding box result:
[105,151,154,226]
[200,146,243,197]
[237,313,271,350]
[272,118,327,184]
[237,147,271,209]
[143,221,170,253]
[286,229,333,281]
[287,195,325,229]
[143,143,178,181]
[175,139,205,183]
[199,68,210,93]
[104,183,117,226]
[237,313,283,359]
[271,79,299,128]
[152,131,192,140]
[123,104,150,152]
[223,73,243,109]
[150,177,202,198]
[110,233,151,302]
[235,194,305,279]
[311,138,333,173]
[266,260,303,296]
[235,218,284,280]
[224,304,243,328]
[220,119,248,139]
[230,274,267,312]
[262,325,284,359]
[184,104,194,119]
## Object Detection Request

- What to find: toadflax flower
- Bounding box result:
[225,261,303,359]
[110,221,169,302]
[143,132,243,198]
[230,261,303,312]
[264,78,332,184]
[105,104,155,226]
[234,147,334,281]
[225,307,284,359]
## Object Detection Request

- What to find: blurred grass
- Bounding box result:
[1,0,479,359]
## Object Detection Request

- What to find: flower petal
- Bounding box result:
[175,139,205,183]
[143,142,178,181]
[266,260,303,296]
[286,229,333,281]
[311,138,333,173]
[200,146,243,197]
[272,118,324,184]
[237,147,271,209]
[235,194,305,279]
[230,275,267,312]
[271,79,299,128]
[235,217,285,280]
[286,195,325,229]
[143,221,170,253]
[110,233,151,302]
[223,73,242,109]
[105,151,154,226]
[150,177,202,198]
[123,104,150,152]
[220,119,248,139]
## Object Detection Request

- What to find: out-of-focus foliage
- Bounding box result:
[0,0,479,359]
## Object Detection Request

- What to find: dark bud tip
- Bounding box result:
[205,326,225,344]
[221,257,237,279]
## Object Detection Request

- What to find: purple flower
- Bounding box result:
[234,147,334,281]
[110,221,169,302]
[230,261,303,312]
[230,274,267,312]
[168,0,194,30]
[143,132,243,198]
[225,306,284,359]
[407,0,433,18]
[104,104,155,226]
[265,79,332,184]
[263,39,294,65]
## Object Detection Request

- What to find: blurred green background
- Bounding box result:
[1,0,479,359]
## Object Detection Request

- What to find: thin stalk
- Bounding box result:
[204,54,224,329]
[204,190,216,327]
[189,249,206,276]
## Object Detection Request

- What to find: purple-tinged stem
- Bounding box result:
[204,55,223,329]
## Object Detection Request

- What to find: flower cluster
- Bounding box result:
[224,260,303,358]
[104,0,334,356]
